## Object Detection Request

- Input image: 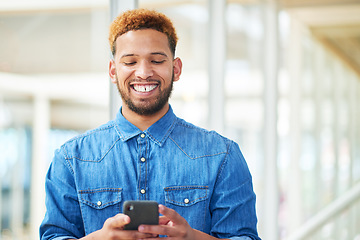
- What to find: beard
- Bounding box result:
[115,74,174,116]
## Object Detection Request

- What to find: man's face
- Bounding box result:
[109,29,182,116]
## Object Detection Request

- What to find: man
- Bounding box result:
[40,8,261,240]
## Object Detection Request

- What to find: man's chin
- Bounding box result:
[119,81,173,116]
[126,102,167,116]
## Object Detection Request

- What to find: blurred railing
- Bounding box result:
[285,181,360,240]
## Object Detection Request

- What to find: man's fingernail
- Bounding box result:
[124,216,130,223]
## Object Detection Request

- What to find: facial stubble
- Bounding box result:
[115,73,174,116]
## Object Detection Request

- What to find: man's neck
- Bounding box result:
[121,104,170,131]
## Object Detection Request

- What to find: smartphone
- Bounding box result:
[123,200,159,230]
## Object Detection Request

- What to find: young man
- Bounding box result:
[40,9,261,240]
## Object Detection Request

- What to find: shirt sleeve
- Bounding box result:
[210,141,261,240]
[40,148,85,240]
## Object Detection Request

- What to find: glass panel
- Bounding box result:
[0,2,110,237]
[277,9,360,237]
[0,127,31,235]
[224,2,264,182]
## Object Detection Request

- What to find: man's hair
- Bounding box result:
[109,8,178,57]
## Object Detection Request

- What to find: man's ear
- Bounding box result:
[173,57,182,82]
[109,59,117,84]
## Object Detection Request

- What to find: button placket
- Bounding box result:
[138,132,148,200]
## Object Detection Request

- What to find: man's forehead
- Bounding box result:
[120,52,169,59]
[116,29,168,42]
[115,29,172,57]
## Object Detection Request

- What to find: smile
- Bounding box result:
[132,84,158,93]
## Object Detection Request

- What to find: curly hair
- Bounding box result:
[109,8,178,57]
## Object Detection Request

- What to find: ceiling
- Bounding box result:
[280,0,360,78]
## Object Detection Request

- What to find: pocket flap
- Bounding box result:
[79,188,122,209]
[164,186,208,207]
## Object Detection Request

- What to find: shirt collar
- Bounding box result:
[114,105,177,146]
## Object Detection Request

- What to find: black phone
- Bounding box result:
[123,200,159,230]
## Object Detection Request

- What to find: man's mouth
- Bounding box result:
[132,84,158,93]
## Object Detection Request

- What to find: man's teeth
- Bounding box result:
[133,84,157,92]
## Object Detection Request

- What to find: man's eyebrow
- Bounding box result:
[120,53,136,59]
[151,52,168,57]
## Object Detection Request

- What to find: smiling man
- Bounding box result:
[110,28,182,128]
[40,9,261,240]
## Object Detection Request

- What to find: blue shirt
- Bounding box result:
[40,106,261,240]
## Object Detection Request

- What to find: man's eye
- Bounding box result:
[152,60,165,64]
[124,62,136,66]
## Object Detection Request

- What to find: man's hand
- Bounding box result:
[138,205,228,240]
[77,213,157,240]
[137,205,196,239]
[76,206,226,240]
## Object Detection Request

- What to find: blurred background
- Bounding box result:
[0,0,359,239]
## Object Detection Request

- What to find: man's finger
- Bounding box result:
[103,215,158,239]
[138,224,176,237]
[110,229,157,239]
[158,204,184,225]
[105,213,130,229]
[159,215,171,225]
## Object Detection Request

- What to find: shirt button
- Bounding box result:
[140,133,145,138]
[140,157,146,162]
[140,189,146,194]
[97,201,102,206]
[184,198,190,204]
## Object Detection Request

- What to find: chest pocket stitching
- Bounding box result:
[79,188,122,209]
[164,186,209,206]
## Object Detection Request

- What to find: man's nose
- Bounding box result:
[135,61,154,79]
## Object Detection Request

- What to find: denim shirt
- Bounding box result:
[40,106,261,240]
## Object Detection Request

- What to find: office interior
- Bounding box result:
[0,0,359,239]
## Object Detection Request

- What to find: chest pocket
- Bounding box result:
[165,186,208,206]
[164,186,209,231]
[79,188,122,209]
[78,188,122,235]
